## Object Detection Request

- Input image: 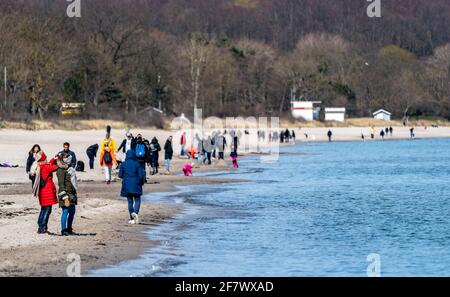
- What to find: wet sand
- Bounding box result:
[0,174,242,277]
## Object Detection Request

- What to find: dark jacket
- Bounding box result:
[164,140,173,160]
[26,154,35,174]
[119,150,145,197]
[150,138,161,160]
[86,144,99,157]
[118,138,133,153]
[59,149,77,168]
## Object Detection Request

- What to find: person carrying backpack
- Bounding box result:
[119,150,145,225]
[56,153,78,236]
[132,135,149,182]
[99,126,118,184]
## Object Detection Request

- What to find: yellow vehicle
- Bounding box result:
[60,102,85,116]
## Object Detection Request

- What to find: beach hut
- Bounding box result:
[290,100,322,121]
[373,109,392,121]
[325,108,346,122]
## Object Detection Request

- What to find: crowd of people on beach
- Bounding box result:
[264,129,296,144]
[24,126,251,235]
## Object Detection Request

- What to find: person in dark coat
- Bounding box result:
[327,130,333,142]
[118,132,134,154]
[164,136,174,173]
[119,150,145,225]
[56,154,78,236]
[26,144,41,188]
[149,137,161,175]
[133,135,149,182]
[285,129,291,143]
[86,144,99,170]
[59,143,77,168]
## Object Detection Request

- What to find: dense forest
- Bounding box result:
[0,0,450,123]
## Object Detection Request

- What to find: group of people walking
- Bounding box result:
[179,130,238,167]
[267,129,296,143]
[86,127,165,181]
[369,126,394,140]
[25,126,247,233]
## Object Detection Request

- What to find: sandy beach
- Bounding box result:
[0,128,245,276]
[0,125,449,277]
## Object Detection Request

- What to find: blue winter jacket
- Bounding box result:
[119,150,145,197]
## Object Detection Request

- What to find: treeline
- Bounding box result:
[0,0,449,122]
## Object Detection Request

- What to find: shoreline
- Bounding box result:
[1,127,449,276]
[0,167,244,277]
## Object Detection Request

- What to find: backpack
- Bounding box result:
[76,161,85,172]
[136,143,146,158]
[103,150,112,164]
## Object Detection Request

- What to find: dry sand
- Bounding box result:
[0,175,242,277]
[0,128,246,277]
[0,125,449,277]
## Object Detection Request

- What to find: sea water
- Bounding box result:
[91,138,450,277]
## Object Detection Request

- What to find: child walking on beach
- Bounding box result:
[56,154,78,236]
[182,163,193,176]
[230,148,239,168]
[119,150,145,225]
[32,151,59,234]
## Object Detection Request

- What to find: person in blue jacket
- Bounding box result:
[60,142,77,168]
[119,150,145,225]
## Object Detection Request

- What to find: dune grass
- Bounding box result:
[1,117,449,131]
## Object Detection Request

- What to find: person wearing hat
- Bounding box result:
[99,126,118,184]
[32,151,59,234]
[56,153,78,236]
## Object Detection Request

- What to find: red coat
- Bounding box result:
[180,134,186,145]
[38,159,58,207]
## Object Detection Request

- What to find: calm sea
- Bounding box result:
[91,138,450,276]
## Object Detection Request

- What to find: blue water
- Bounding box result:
[91,138,450,276]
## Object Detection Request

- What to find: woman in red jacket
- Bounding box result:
[32,151,59,234]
